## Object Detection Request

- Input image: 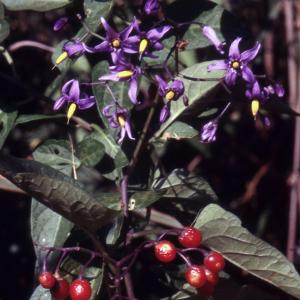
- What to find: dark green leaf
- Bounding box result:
[106,215,124,245]
[2,0,71,11]
[0,153,119,231]
[160,121,198,140]
[84,0,113,30]
[130,190,162,209]
[194,204,300,299]
[153,168,218,202]
[0,106,18,149]
[153,61,224,138]
[77,137,105,167]
[15,114,65,125]
[33,139,80,174]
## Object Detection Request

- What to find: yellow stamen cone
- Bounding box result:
[139,39,148,54]
[251,100,260,117]
[165,90,175,102]
[55,51,68,65]
[117,70,134,79]
[67,103,77,123]
[117,115,126,127]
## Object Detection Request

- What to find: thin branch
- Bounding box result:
[8,40,54,53]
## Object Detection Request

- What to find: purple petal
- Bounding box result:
[120,17,136,40]
[152,41,164,51]
[128,78,139,104]
[77,96,95,110]
[159,105,170,123]
[224,70,237,86]
[245,90,252,99]
[53,17,68,32]
[251,81,261,97]
[275,84,285,97]
[202,25,224,54]
[171,80,184,96]
[62,79,74,95]
[241,66,255,83]
[155,75,168,93]
[147,25,172,41]
[118,127,126,144]
[103,104,114,116]
[240,41,261,63]
[69,80,80,102]
[93,40,112,52]
[228,37,242,59]
[101,17,118,39]
[207,60,227,72]
[144,0,160,15]
[125,121,135,140]
[63,41,84,57]
[53,96,66,110]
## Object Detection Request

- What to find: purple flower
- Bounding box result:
[91,17,137,63]
[245,81,266,117]
[202,25,225,54]
[103,104,135,144]
[144,0,160,15]
[99,59,141,104]
[55,39,94,65]
[53,17,68,32]
[263,83,285,98]
[200,120,218,143]
[155,76,185,123]
[208,37,261,86]
[124,23,172,58]
[53,79,95,121]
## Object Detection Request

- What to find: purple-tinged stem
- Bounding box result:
[8,40,54,53]
[177,250,192,266]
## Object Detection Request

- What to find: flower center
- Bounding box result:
[139,38,149,54]
[117,114,126,127]
[111,38,121,48]
[165,90,175,101]
[231,60,241,70]
[67,102,77,120]
[117,70,134,79]
[251,99,260,117]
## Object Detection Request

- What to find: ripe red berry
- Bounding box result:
[204,251,225,273]
[197,282,215,297]
[51,277,70,300]
[185,265,206,288]
[38,271,56,289]
[154,240,177,263]
[204,267,219,285]
[178,227,202,248]
[70,279,92,300]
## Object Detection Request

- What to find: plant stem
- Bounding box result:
[8,40,54,53]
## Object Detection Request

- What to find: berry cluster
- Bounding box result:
[38,272,92,300]
[154,227,225,296]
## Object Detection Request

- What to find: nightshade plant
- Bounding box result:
[0,0,299,300]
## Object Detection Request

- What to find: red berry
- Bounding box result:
[178,227,202,248]
[204,267,219,285]
[185,265,206,288]
[204,251,225,273]
[70,279,92,300]
[51,277,70,300]
[197,282,215,297]
[38,271,56,289]
[154,240,177,263]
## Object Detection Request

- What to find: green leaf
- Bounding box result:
[153,168,218,202]
[0,106,18,149]
[84,0,113,30]
[0,3,9,42]
[106,215,124,245]
[30,285,51,300]
[153,61,224,138]
[15,114,65,125]
[33,139,80,174]
[194,204,300,299]
[77,137,105,167]
[160,121,198,140]
[2,0,71,11]
[130,190,162,209]
[0,153,119,231]
[165,1,244,50]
